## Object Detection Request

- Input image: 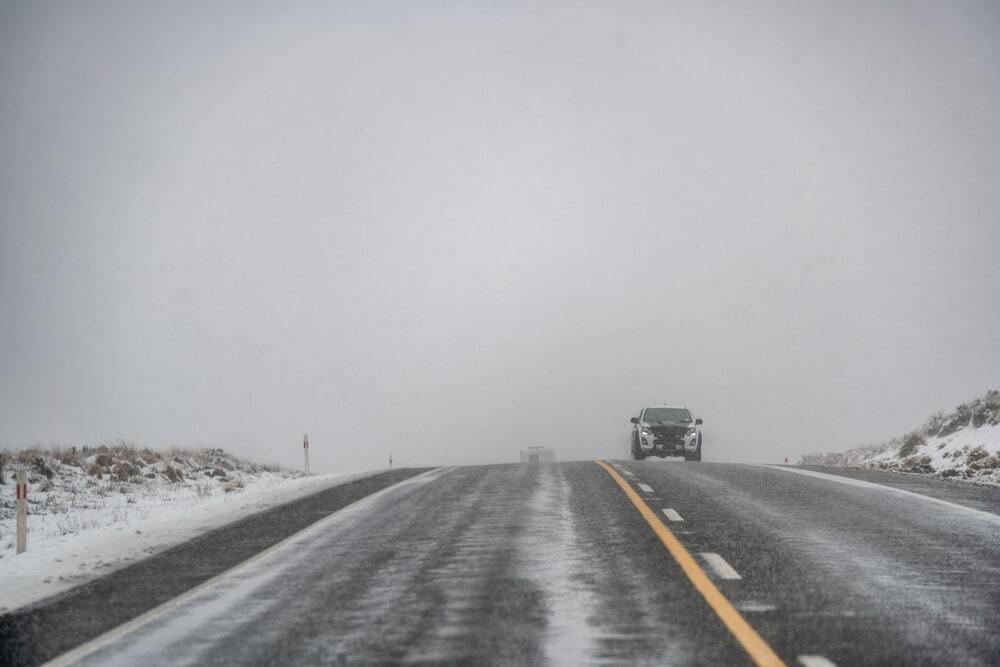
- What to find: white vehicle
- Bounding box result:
[629,405,703,461]
[519,447,556,463]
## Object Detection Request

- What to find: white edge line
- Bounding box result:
[42,467,450,667]
[662,508,684,522]
[763,465,1000,525]
[798,655,838,667]
[700,552,741,580]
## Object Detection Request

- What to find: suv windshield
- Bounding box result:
[643,407,691,423]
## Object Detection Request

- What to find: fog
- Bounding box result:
[2,1,998,472]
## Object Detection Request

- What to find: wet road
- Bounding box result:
[43,462,1000,665]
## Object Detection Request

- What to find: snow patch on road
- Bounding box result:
[522,465,601,665]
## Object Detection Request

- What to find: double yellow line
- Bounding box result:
[596,460,786,667]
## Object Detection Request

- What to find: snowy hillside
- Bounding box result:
[0,445,298,550]
[800,390,1000,485]
[0,444,368,611]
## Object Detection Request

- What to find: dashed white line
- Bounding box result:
[798,656,838,667]
[700,552,742,580]
[661,508,684,522]
[637,483,654,493]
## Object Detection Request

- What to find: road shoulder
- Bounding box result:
[784,465,1000,517]
[0,468,431,667]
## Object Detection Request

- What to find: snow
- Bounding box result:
[809,422,1000,485]
[800,391,1000,485]
[0,448,376,613]
[873,423,1000,467]
[523,464,598,665]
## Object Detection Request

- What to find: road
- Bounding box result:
[38,462,1000,665]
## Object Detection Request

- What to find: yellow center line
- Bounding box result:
[595,460,787,667]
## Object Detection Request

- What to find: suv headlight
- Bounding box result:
[685,427,697,437]
[641,425,653,435]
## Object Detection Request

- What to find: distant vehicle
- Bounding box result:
[520,446,556,463]
[630,406,703,461]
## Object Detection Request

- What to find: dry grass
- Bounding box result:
[0,443,296,489]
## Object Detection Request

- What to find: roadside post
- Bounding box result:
[303,434,310,475]
[16,469,27,554]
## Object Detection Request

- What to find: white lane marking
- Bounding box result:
[764,465,1000,525]
[637,483,655,493]
[700,552,741,580]
[798,656,838,667]
[42,467,454,667]
[622,470,636,477]
[662,508,684,522]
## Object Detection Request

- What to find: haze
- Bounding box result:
[2,1,998,472]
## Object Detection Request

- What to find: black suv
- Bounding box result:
[630,405,703,461]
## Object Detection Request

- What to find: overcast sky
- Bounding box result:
[1,1,998,472]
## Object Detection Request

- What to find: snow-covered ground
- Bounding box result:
[801,390,1000,485]
[0,445,374,612]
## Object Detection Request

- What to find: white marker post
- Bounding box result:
[16,469,27,554]
[303,434,310,475]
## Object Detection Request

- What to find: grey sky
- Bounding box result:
[2,1,998,472]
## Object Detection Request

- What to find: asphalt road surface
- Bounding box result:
[37,462,1000,666]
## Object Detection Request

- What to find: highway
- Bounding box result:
[20,462,1000,665]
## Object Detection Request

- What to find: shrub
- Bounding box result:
[967,446,989,461]
[971,400,990,427]
[969,455,1000,472]
[898,432,925,458]
[17,448,40,464]
[223,479,245,493]
[923,412,947,437]
[899,455,934,474]
[984,389,1000,415]
[115,440,140,463]
[33,456,55,479]
[113,462,141,481]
